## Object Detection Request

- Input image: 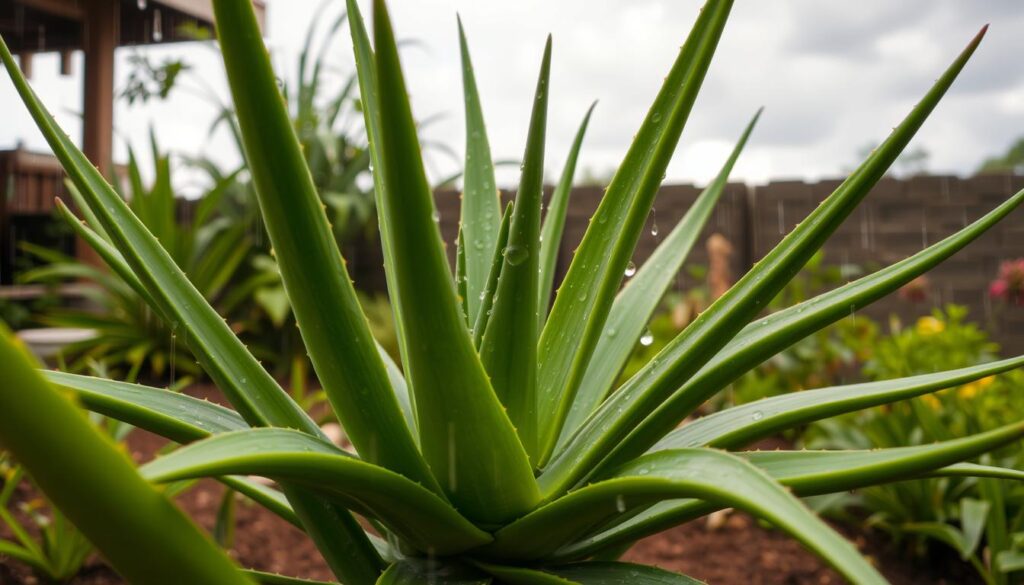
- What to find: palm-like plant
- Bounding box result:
[1,1,1023,584]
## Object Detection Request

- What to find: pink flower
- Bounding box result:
[991,258,1024,306]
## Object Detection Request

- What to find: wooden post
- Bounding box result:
[78,0,118,264]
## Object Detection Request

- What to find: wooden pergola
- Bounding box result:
[0,0,265,265]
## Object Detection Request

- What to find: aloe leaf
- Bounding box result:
[457,226,469,321]
[0,328,254,585]
[377,560,492,585]
[549,562,705,585]
[141,428,492,554]
[741,422,1024,494]
[44,371,247,442]
[556,424,1024,561]
[346,0,413,385]
[542,27,988,494]
[473,562,577,585]
[536,0,733,464]
[538,102,596,321]
[368,0,539,523]
[653,356,1024,451]
[472,202,513,347]
[492,449,885,584]
[628,184,1024,458]
[477,38,551,463]
[0,24,312,441]
[244,570,338,585]
[558,108,760,449]
[211,0,435,493]
[3,16,385,585]
[457,17,502,324]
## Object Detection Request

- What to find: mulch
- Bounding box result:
[0,385,983,584]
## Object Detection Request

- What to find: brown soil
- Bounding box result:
[0,386,983,584]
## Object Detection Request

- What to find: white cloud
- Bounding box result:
[1,0,1021,192]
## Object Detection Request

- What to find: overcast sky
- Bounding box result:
[2,1,1022,194]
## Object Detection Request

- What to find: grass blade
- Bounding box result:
[557,109,759,449]
[478,37,552,463]
[535,0,733,464]
[369,0,539,523]
[140,429,492,555]
[0,328,254,585]
[538,102,596,321]
[542,26,988,494]
[458,17,502,324]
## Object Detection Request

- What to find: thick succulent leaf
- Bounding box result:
[219,476,301,528]
[556,424,1024,561]
[629,183,1024,458]
[473,562,576,585]
[478,38,551,463]
[457,17,502,324]
[492,450,885,584]
[457,227,469,321]
[472,202,513,347]
[44,370,247,442]
[139,429,491,555]
[244,571,337,585]
[654,355,1024,451]
[542,27,987,494]
[550,562,705,585]
[558,109,760,449]
[536,0,733,464]
[742,422,1024,494]
[538,102,597,321]
[368,0,539,523]
[0,17,314,440]
[377,560,491,585]
[0,328,254,585]
[211,0,435,493]
[346,0,414,414]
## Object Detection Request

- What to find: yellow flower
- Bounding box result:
[920,394,942,410]
[957,376,995,399]
[915,316,945,336]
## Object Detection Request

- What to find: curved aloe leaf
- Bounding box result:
[501,449,885,583]
[457,17,502,325]
[550,562,705,585]
[536,0,733,464]
[244,570,337,585]
[140,428,491,555]
[653,355,1024,451]
[473,202,513,347]
[211,0,436,493]
[478,38,551,463]
[44,370,247,442]
[346,0,415,422]
[473,562,576,585]
[368,0,539,523]
[624,184,1024,460]
[0,328,253,585]
[543,27,988,494]
[555,423,1024,561]
[538,102,597,321]
[377,560,491,584]
[557,108,760,450]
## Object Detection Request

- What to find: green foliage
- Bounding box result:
[1,2,1023,585]
[979,137,1024,174]
[806,305,1024,584]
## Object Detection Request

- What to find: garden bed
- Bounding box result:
[0,385,984,584]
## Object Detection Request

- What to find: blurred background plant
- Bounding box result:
[805,305,1024,585]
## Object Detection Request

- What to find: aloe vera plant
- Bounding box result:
[1,1,1023,583]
